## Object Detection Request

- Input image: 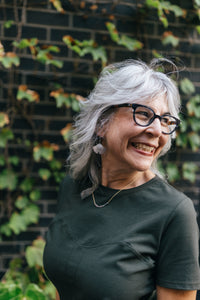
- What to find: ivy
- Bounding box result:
[145,0,185,28]
[13,38,63,68]
[106,22,143,51]
[63,35,107,66]
[0,238,56,299]
[0,0,199,243]
[0,42,20,68]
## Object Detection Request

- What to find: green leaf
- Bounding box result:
[0,223,12,236]
[106,22,119,42]
[25,283,46,300]
[17,85,40,103]
[189,117,200,131]
[182,162,198,183]
[29,190,41,202]
[0,128,14,147]
[0,54,20,68]
[179,118,187,133]
[145,0,159,9]
[9,212,27,234]
[186,95,200,117]
[43,280,56,300]
[22,204,40,225]
[33,146,54,162]
[119,35,143,51]
[166,163,180,182]
[63,35,107,66]
[13,38,38,49]
[159,16,168,28]
[0,282,22,299]
[170,5,184,17]
[0,112,9,127]
[35,47,63,68]
[194,0,200,6]
[49,159,62,170]
[25,239,45,268]
[162,32,179,47]
[20,178,34,192]
[176,132,188,148]
[0,155,5,166]
[196,25,200,34]
[0,169,18,191]
[180,78,195,95]
[3,20,14,28]
[15,196,29,209]
[8,156,19,166]
[188,132,200,151]
[22,205,40,226]
[106,22,143,51]
[39,168,51,181]
[71,98,81,112]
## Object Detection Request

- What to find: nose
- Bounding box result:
[146,117,162,137]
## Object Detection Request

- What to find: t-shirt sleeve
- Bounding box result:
[156,197,200,290]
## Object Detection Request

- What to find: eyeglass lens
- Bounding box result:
[133,105,177,134]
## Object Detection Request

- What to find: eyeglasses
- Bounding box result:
[112,103,180,135]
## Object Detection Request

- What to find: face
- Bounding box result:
[101,97,169,178]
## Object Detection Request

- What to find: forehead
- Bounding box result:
[142,97,169,114]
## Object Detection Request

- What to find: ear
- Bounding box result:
[96,118,111,137]
[96,126,105,138]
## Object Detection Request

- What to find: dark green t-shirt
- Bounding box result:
[43,175,200,300]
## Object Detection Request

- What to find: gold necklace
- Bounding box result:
[92,178,135,208]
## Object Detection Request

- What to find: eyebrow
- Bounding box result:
[113,103,172,116]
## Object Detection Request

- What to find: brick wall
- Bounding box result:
[0,0,200,278]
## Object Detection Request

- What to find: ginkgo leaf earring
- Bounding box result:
[92,137,105,155]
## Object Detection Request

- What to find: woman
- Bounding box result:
[43,59,200,300]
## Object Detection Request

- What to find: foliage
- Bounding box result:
[0,0,199,240]
[0,238,56,299]
[106,22,143,51]
[13,38,63,68]
[63,35,107,67]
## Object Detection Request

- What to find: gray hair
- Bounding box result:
[67,59,181,198]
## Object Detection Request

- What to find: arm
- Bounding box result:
[157,286,197,300]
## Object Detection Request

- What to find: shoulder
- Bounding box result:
[152,176,194,208]
[147,177,198,228]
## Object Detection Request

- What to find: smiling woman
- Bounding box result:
[43,59,200,300]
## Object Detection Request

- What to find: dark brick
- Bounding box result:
[73,15,108,31]
[46,202,57,213]
[4,25,18,38]
[117,18,141,33]
[114,4,137,18]
[0,244,21,255]
[27,10,69,27]
[20,57,46,72]
[21,25,47,40]
[0,7,22,22]
[51,28,91,42]
[114,49,138,62]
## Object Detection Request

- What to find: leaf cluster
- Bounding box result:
[0,238,55,299]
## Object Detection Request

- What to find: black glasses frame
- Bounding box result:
[112,103,180,135]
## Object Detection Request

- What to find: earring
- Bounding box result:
[93,137,105,155]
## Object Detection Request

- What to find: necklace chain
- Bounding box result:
[92,178,135,208]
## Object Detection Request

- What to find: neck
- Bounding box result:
[101,169,154,190]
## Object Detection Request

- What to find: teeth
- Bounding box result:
[132,143,154,153]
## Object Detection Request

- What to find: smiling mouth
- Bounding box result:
[131,143,155,153]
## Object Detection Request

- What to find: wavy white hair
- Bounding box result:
[67,59,181,198]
